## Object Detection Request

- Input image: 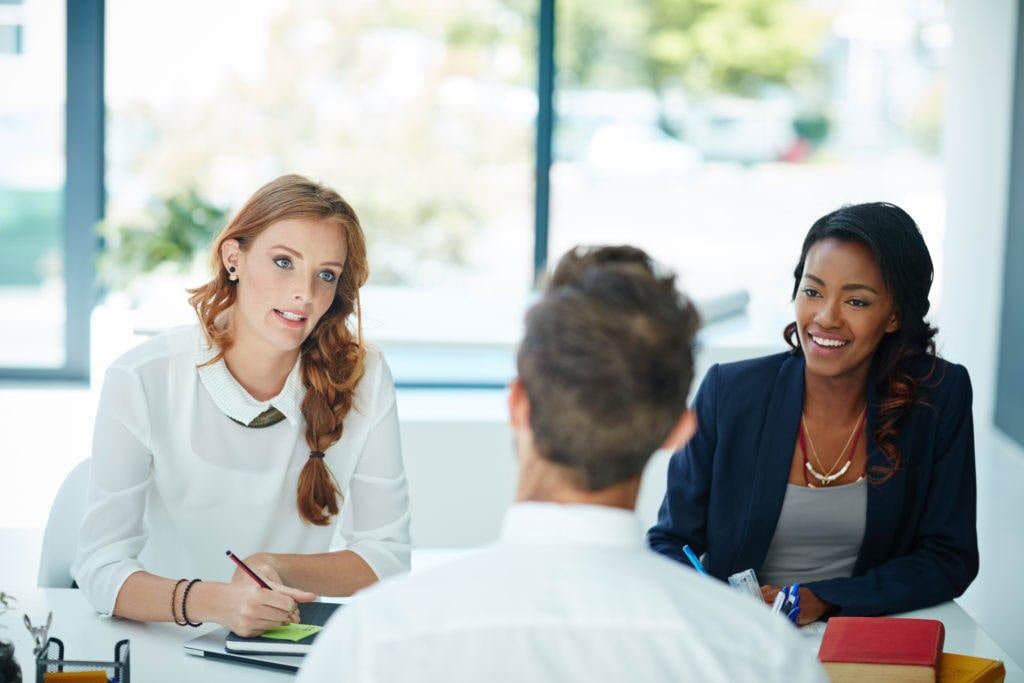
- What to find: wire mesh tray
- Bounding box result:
[35,637,129,682]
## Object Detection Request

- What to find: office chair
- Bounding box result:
[37,459,90,588]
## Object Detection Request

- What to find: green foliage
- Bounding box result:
[555,1,649,88]
[792,111,830,143]
[98,190,227,290]
[555,0,826,96]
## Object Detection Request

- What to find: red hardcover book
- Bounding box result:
[818,617,945,682]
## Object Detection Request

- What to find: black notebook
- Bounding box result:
[224,601,341,655]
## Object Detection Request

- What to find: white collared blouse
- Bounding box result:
[72,325,410,615]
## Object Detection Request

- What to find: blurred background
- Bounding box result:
[1,0,950,380]
[2,0,1023,669]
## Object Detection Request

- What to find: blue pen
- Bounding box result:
[786,583,802,624]
[681,545,708,576]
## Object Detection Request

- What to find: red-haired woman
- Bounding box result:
[649,202,978,623]
[73,175,409,636]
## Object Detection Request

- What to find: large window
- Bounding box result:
[3,0,952,385]
[0,0,65,369]
[103,0,536,385]
[551,0,950,339]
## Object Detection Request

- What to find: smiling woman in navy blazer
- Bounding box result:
[648,202,978,622]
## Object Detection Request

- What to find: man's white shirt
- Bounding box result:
[298,502,828,683]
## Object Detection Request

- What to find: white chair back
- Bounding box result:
[37,459,90,588]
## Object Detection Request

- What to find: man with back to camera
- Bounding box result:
[298,245,828,683]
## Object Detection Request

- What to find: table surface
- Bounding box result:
[1,586,1021,682]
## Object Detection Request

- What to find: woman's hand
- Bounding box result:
[219,552,316,636]
[230,552,284,586]
[213,579,315,637]
[760,584,835,625]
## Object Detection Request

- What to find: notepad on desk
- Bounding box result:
[225,601,340,655]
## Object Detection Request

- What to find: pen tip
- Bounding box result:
[225,550,231,556]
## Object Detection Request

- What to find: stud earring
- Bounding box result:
[228,265,238,282]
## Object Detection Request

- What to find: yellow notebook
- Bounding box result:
[43,672,108,682]
[939,653,1006,683]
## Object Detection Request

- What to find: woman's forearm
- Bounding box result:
[262,550,379,596]
[113,571,229,624]
[114,570,311,636]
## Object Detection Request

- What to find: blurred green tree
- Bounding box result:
[551,0,825,96]
[98,190,227,290]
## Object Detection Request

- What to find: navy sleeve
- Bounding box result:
[647,363,721,568]
[805,365,979,616]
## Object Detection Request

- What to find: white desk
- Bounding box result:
[1,587,1021,682]
[2,587,297,681]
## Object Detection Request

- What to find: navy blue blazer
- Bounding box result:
[648,351,978,616]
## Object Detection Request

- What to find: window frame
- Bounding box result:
[994,0,1024,448]
[0,0,101,382]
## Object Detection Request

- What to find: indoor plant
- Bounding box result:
[0,591,21,683]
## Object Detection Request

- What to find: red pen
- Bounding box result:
[226,550,272,589]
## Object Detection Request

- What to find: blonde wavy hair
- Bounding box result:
[188,174,369,525]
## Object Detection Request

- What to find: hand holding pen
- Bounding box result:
[681,545,709,576]
[226,550,274,589]
[225,550,315,635]
[760,584,836,625]
[767,583,801,624]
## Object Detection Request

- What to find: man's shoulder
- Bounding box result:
[339,544,777,632]
[317,546,825,682]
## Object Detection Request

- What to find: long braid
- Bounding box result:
[296,296,366,525]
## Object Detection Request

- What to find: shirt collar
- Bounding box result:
[194,335,305,427]
[499,502,643,549]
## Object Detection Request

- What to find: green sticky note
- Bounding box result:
[260,623,322,642]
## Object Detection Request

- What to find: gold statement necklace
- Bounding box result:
[798,406,866,487]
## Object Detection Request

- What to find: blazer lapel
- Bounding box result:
[737,352,805,573]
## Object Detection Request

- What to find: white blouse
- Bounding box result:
[72,325,411,615]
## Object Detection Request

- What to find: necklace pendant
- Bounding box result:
[805,459,852,486]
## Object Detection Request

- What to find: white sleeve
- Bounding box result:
[768,630,831,683]
[340,357,411,579]
[296,604,367,682]
[71,363,154,615]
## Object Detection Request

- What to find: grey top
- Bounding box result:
[758,479,867,586]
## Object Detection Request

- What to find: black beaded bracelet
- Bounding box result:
[181,578,203,627]
[171,578,188,626]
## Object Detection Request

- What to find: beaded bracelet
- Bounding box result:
[181,578,203,627]
[171,578,188,626]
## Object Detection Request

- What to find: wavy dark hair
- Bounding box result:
[783,202,937,481]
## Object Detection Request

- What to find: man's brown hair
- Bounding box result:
[517,245,700,490]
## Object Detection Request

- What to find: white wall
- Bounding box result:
[398,389,515,547]
[940,0,1024,666]
[398,341,777,548]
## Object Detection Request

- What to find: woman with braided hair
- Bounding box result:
[649,202,978,622]
[73,175,409,636]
